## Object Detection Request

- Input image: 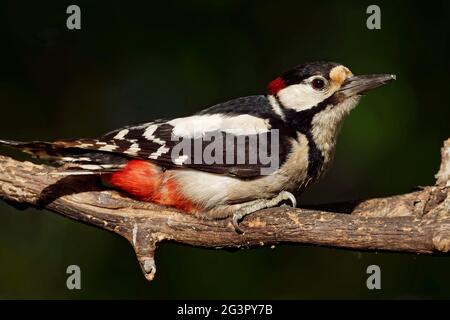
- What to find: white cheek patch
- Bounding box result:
[277,83,333,112]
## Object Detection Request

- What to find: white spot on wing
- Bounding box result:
[61,157,77,162]
[149,145,170,159]
[78,164,104,170]
[123,143,141,155]
[77,143,95,148]
[143,124,157,137]
[98,144,118,152]
[50,171,97,176]
[61,156,93,162]
[143,125,166,145]
[113,129,129,140]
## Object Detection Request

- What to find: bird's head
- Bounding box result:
[268,61,396,120]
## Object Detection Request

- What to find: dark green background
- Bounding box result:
[0,0,449,299]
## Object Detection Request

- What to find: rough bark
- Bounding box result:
[0,138,449,281]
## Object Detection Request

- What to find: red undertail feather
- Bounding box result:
[102,160,196,213]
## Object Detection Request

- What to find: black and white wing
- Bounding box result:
[0,96,292,178]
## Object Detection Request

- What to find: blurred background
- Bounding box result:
[0,0,449,299]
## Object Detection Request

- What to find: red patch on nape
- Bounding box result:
[102,160,197,213]
[267,77,286,95]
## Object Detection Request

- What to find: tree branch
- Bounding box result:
[1,139,449,281]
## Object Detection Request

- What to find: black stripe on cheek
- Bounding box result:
[274,95,286,111]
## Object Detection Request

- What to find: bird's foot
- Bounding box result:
[232,191,297,234]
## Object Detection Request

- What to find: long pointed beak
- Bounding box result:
[339,74,396,97]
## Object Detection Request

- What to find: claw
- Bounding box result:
[230,191,297,234]
[232,213,244,234]
[283,191,297,208]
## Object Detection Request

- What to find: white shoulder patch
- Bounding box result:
[168,114,270,138]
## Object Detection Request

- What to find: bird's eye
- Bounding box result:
[311,78,326,90]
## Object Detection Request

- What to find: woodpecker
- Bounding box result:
[0,61,395,232]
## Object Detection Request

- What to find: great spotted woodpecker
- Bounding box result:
[0,61,395,232]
